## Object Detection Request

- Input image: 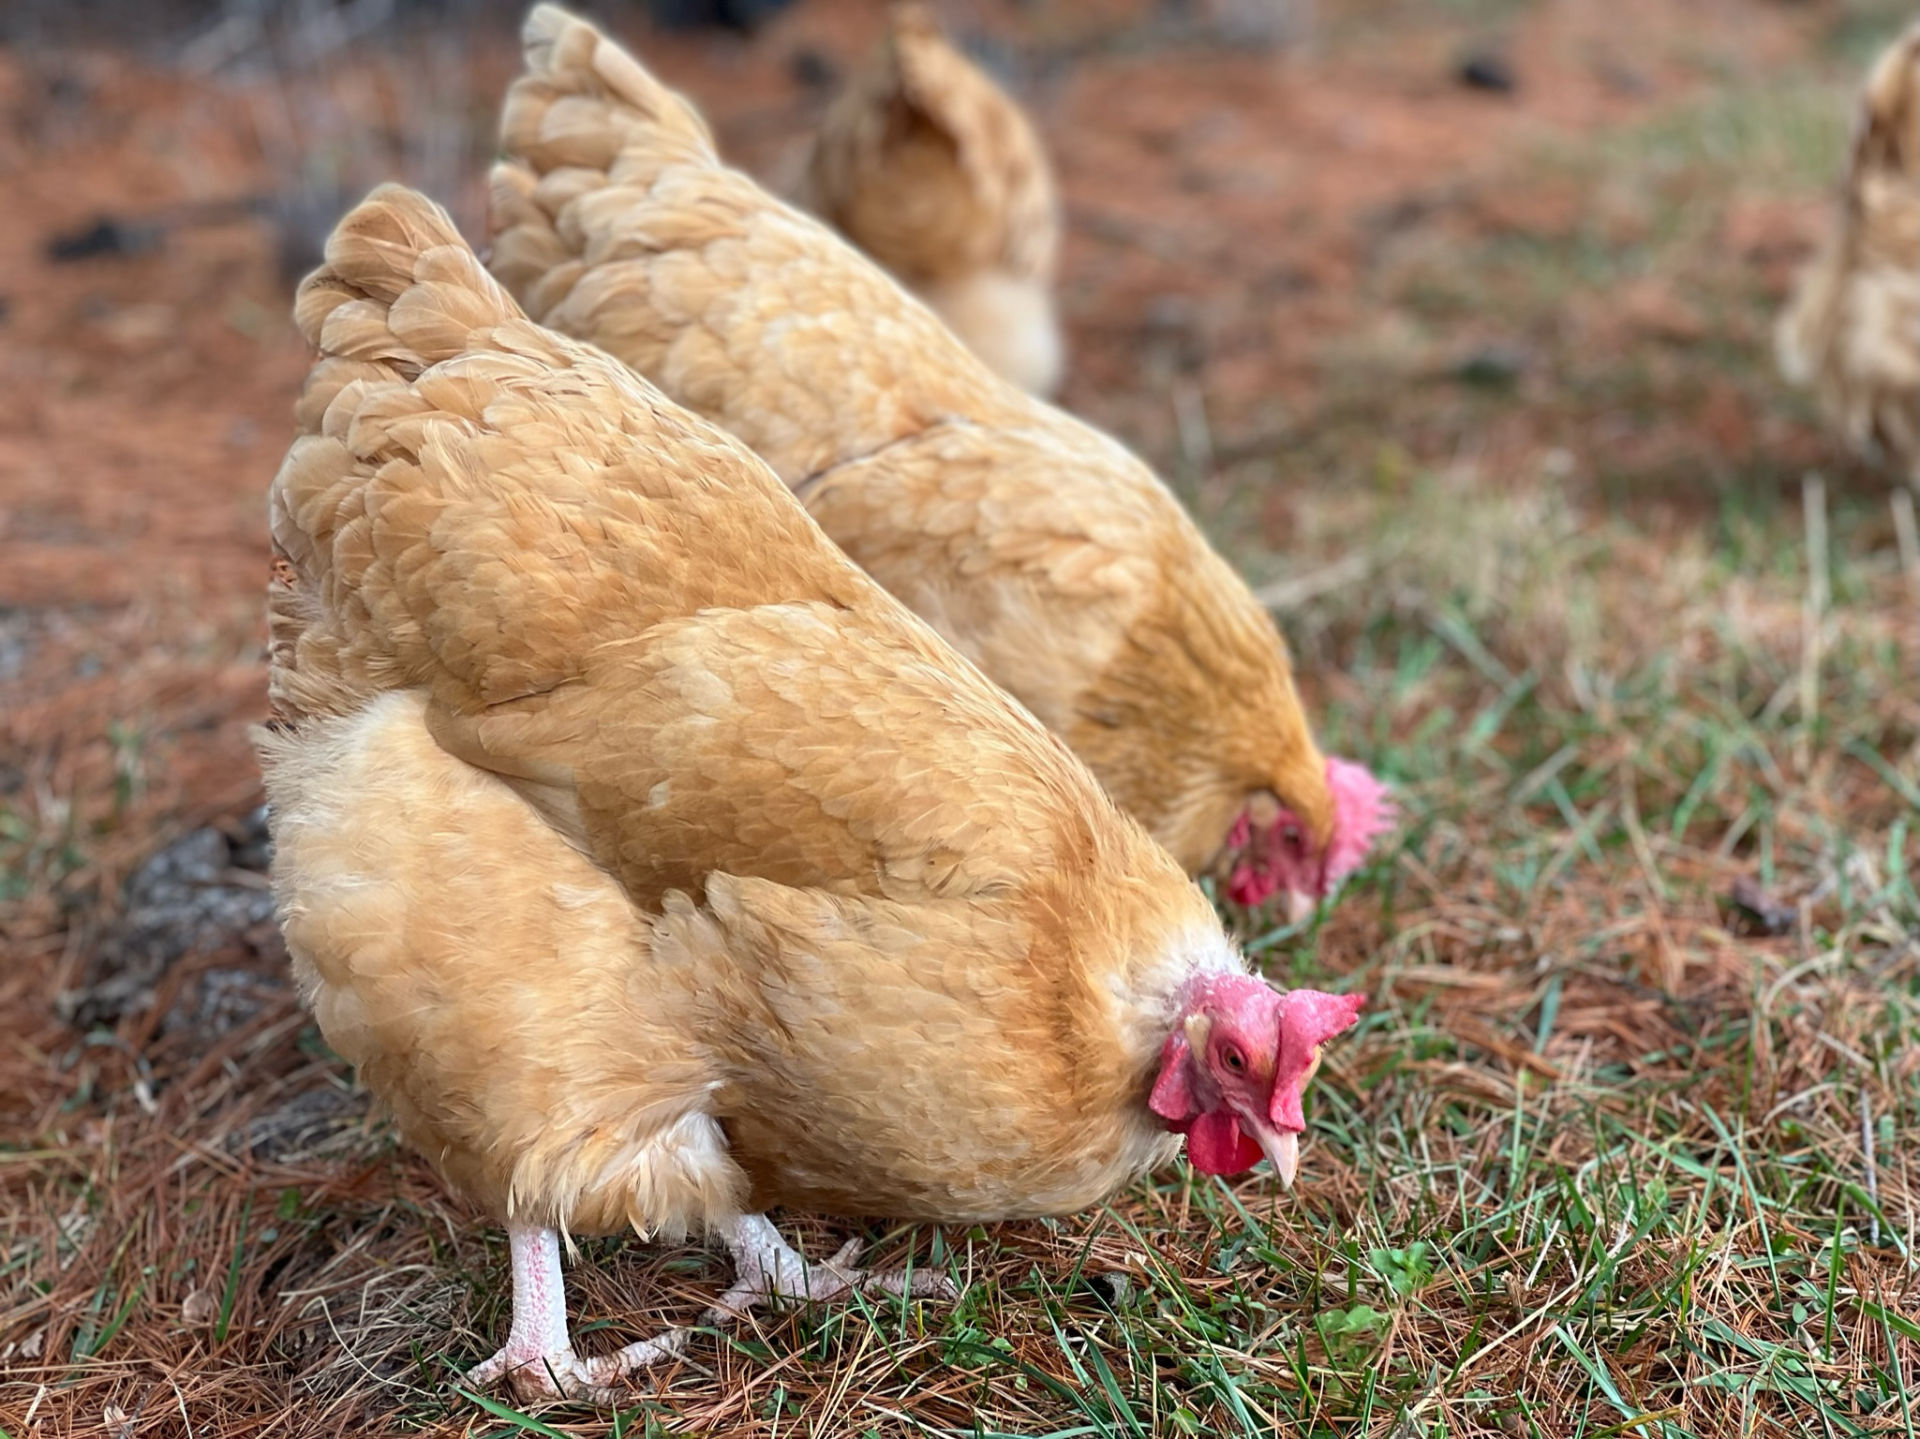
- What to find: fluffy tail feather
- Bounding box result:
[1775,21,1920,480]
[498,3,715,186]
[512,3,715,166]
[270,185,537,721]
[490,4,722,327]
[292,184,525,431]
[270,180,818,727]
[489,3,996,482]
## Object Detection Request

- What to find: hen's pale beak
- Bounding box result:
[1282,889,1318,926]
[1254,1124,1300,1188]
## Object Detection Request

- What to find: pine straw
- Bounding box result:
[4,1,1919,1436]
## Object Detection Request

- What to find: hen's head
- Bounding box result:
[1223,757,1392,921]
[1150,975,1364,1184]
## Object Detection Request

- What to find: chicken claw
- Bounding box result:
[705,1213,959,1323]
[461,1225,694,1405]
[464,1328,690,1405]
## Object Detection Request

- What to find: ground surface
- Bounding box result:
[1,0,1916,1435]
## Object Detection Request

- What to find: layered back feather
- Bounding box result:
[1777,22,1920,487]
[487,5,1338,877]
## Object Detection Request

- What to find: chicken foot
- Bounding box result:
[463,1224,693,1403]
[465,1216,957,1404]
[703,1213,959,1322]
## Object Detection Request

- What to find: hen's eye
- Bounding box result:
[1220,1045,1247,1074]
[1282,825,1302,848]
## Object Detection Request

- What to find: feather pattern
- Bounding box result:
[260,184,1238,1234]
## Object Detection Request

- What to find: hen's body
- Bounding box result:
[264,187,1224,1236]
[1778,22,1920,488]
[488,6,1376,899]
[800,1,1064,395]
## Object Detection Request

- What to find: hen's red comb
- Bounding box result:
[1268,989,1364,1130]
[1323,758,1394,886]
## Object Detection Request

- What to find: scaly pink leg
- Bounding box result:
[463,1224,689,1404]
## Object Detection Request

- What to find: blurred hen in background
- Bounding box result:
[801,1,1064,396]
[1777,20,1920,490]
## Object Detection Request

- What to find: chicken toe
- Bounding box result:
[466,1337,689,1405]
[705,1213,959,1322]
[463,1224,692,1404]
